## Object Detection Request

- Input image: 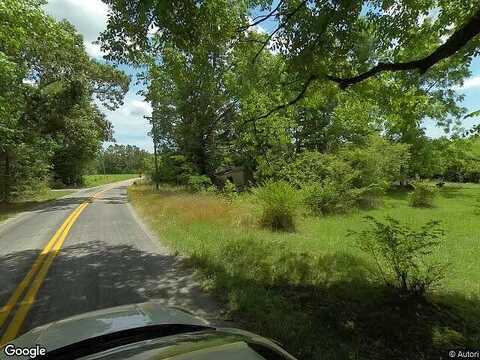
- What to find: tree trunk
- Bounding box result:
[152,125,159,191]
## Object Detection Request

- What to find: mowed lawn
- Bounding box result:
[0,190,73,223]
[129,183,480,359]
[291,184,480,295]
[83,174,138,187]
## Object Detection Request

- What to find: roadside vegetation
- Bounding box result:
[83,174,138,188]
[0,190,73,223]
[130,182,480,359]
[0,1,140,202]
[111,1,480,358]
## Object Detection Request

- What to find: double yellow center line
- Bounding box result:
[0,188,110,345]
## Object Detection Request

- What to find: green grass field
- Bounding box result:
[83,174,138,187]
[0,190,73,223]
[129,183,480,359]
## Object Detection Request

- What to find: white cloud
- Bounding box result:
[148,24,160,36]
[44,0,153,150]
[100,94,153,151]
[84,42,105,59]
[418,8,439,26]
[44,0,109,59]
[22,78,37,86]
[454,76,480,91]
[129,100,153,117]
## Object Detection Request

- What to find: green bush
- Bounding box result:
[473,198,480,215]
[254,181,300,232]
[409,181,437,208]
[256,137,410,215]
[340,135,410,189]
[150,154,195,185]
[353,183,386,209]
[258,151,352,189]
[187,175,213,192]
[221,179,237,200]
[351,216,446,298]
[302,181,355,215]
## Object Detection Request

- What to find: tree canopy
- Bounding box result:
[0,0,130,199]
[96,0,479,185]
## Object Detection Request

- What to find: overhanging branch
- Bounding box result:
[327,7,480,89]
[245,74,317,124]
[252,0,308,63]
[240,0,285,32]
[251,7,480,121]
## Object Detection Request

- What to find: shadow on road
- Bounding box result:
[0,241,223,338]
[34,197,87,213]
[97,196,128,205]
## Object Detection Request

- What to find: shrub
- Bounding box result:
[150,154,195,185]
[474,198,480,215]
[256,136,409,215]
[340,135,410,188]
[353,183,386,209]
[259,151,352,188]
[351,216,446,298]
[409,181,437,208]
[302,181,356,215]
[221,179,237,200]
[301,181,385,216]
[187,175,213,192]
[254,181,300,232]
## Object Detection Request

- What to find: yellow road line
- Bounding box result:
[1,202,90,344]
[0,204,84,328]
[0,185,116,344]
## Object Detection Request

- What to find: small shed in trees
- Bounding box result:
[214,166,253,190]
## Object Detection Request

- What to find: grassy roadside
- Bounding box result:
[129,183,480,359]
[0,190,73,223]
[83,174,138,187]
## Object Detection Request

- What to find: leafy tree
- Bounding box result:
[0,0,129,196]
[96,144,151,175]
[432,137,480,182]
[98,0,479,195]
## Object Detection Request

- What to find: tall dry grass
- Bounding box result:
[129,185,255,228]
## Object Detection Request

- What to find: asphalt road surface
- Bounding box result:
[0,181,222,343]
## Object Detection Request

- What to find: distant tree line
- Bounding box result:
[94,144,151,175]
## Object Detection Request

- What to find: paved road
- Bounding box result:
[0,181,222,341]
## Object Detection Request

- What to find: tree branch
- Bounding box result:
[327,7,480,89]
[252,0,308,63]
[245,74,317,124]
[250,6,480,122]
[239,0,285,32]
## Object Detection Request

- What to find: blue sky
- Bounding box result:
[44,0,480,151]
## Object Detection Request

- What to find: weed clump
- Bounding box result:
[187,175,213,192]
[409,181,437,208]
[254,180,300,232]
[351,216,446,298]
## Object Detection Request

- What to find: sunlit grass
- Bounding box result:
[83,174,138,187]
[130,183,480,296]
[129,183,480,359]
